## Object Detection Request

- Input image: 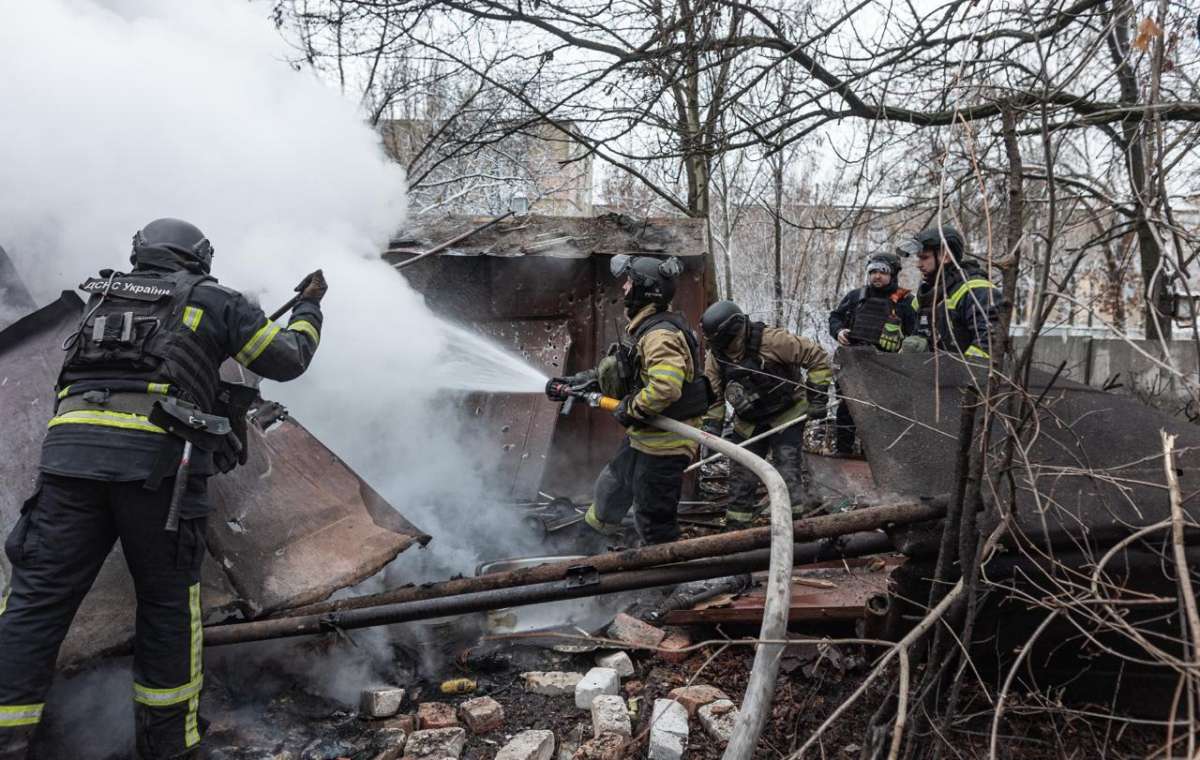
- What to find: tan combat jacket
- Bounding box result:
[622,304,701,458]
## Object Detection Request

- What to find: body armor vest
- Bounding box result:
[616,310,711,420]
[717,321,795,422]
[849,288,909,351]
[59,270,222,413]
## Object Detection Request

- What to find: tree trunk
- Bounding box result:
[772,153,784,327]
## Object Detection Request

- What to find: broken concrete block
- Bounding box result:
[667,684,729,717]
[382,714,417,734]
[648,699,689,760]
[364,726,408,760]
[557,723,586,760]
[521,671,584,696]
[698,699,739,743]
[417,702,459,730]
[606,613,666,649]
[574,667,620,709]
[590,694,631,738]
[571,731,626,760]
[404,727,467,759]
[657,629,692,663]
[457,696,504,734]
[496,729,555,760]
[594,650,634,678]
[361,687,406,718]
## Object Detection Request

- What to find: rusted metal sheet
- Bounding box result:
[805,453,882,504]
[386,214,709,498]
[458,319,572,501]
[836,348,1200,552]
[0,294,427,665]
[663,556,901,625]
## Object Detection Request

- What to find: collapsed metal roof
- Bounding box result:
[0,282,428,668]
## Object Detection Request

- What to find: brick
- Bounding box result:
[648,699,689,760]
[521,671,584,696]
[606,613,666,650]
[667,685,729,717]
[594,651,634,678]
[698,699,738,743]
[404,727,467,759]
[365,726,408,760]
[496,729,555,760]
[590,694,631,738]
[657,630,692,663]
[417,702,459,730]
[382,714,417,734]
[457,696,504,734]
[571,732,626,760]
[360,687,406,718]
[574,667,620,709]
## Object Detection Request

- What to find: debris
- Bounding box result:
[648,699,689,760]
[697,699,739,743]
[657,629,691,663]
[417,702,459,730]
[300,736,359,759]
[590,694,632,738]
[666,685,729,718]
[606,613,666,649]
[381,714,417,734]
[557,723,587,760]
[365,727,408,760]
[457,696,504,734]
[361,687,406,719]
[496,729,556,760]
[594,651,634,677]
[574,667,620,709]
[571,731,626,760]
[403,727,468,759]
[522,671,584,696]
[439,678,477,695]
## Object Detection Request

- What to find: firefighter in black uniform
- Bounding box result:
[827,252,915,454]
[0,218,326,760]
[896,225,1002,360]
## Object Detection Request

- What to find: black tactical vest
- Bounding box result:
[717,321,795,422]
[58,270,223,412]
[848,289,894,345]
[617,310,711,420]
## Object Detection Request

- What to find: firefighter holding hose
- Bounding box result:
[699,302,833,527]
[0,219,325,760]
[545,255,709,545]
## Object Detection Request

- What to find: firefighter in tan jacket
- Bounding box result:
[545,255,708,544]
[700,301,833,526]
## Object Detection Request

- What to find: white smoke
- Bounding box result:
[0,0,549,575]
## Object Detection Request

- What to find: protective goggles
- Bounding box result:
[866,260,892,275]
[895,237,923,257]
[609,254,684,279]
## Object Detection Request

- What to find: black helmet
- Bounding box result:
[611,254,682,314]
[700,300,746,352]
[897,225,964,261]
[866,252,901,278]
[132,218,214,273]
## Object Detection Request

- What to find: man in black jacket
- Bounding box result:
[0,218,326,760]
[827,252,916,454]
[897,225,1002,361]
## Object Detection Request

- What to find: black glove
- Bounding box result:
[613,396,638,427]
[806,384,829,419]
[299,269,327,303]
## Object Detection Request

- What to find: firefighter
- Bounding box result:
[699,302,833,527]
[896,225,1002,360]
[827,252,915,454]
[545,255,708,545]
[0,218,326,760]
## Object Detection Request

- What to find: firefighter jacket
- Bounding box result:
[42,259,322,482]
[828,284,916,352]
[912,260,1002,360]
[619,304,705,458]
[703,324,833,439]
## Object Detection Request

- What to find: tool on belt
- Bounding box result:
[149,397,235,532]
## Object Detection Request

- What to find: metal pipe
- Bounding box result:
[391,211,514,271]
[279,500,943,620]
[201,532,891,648]
[684,414,808,474]
[645,418,792,760]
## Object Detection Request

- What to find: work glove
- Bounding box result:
[299,269,327,303]
[836,329,851,346]
[898,335,929,354]
[612,396,638,427]
[725,382,756,418]
[878,323,902,352]
[806,383,829,420]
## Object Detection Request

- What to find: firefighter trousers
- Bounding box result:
[0,474,209,760]
[725,419,809,526]
[586,438,689,544]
